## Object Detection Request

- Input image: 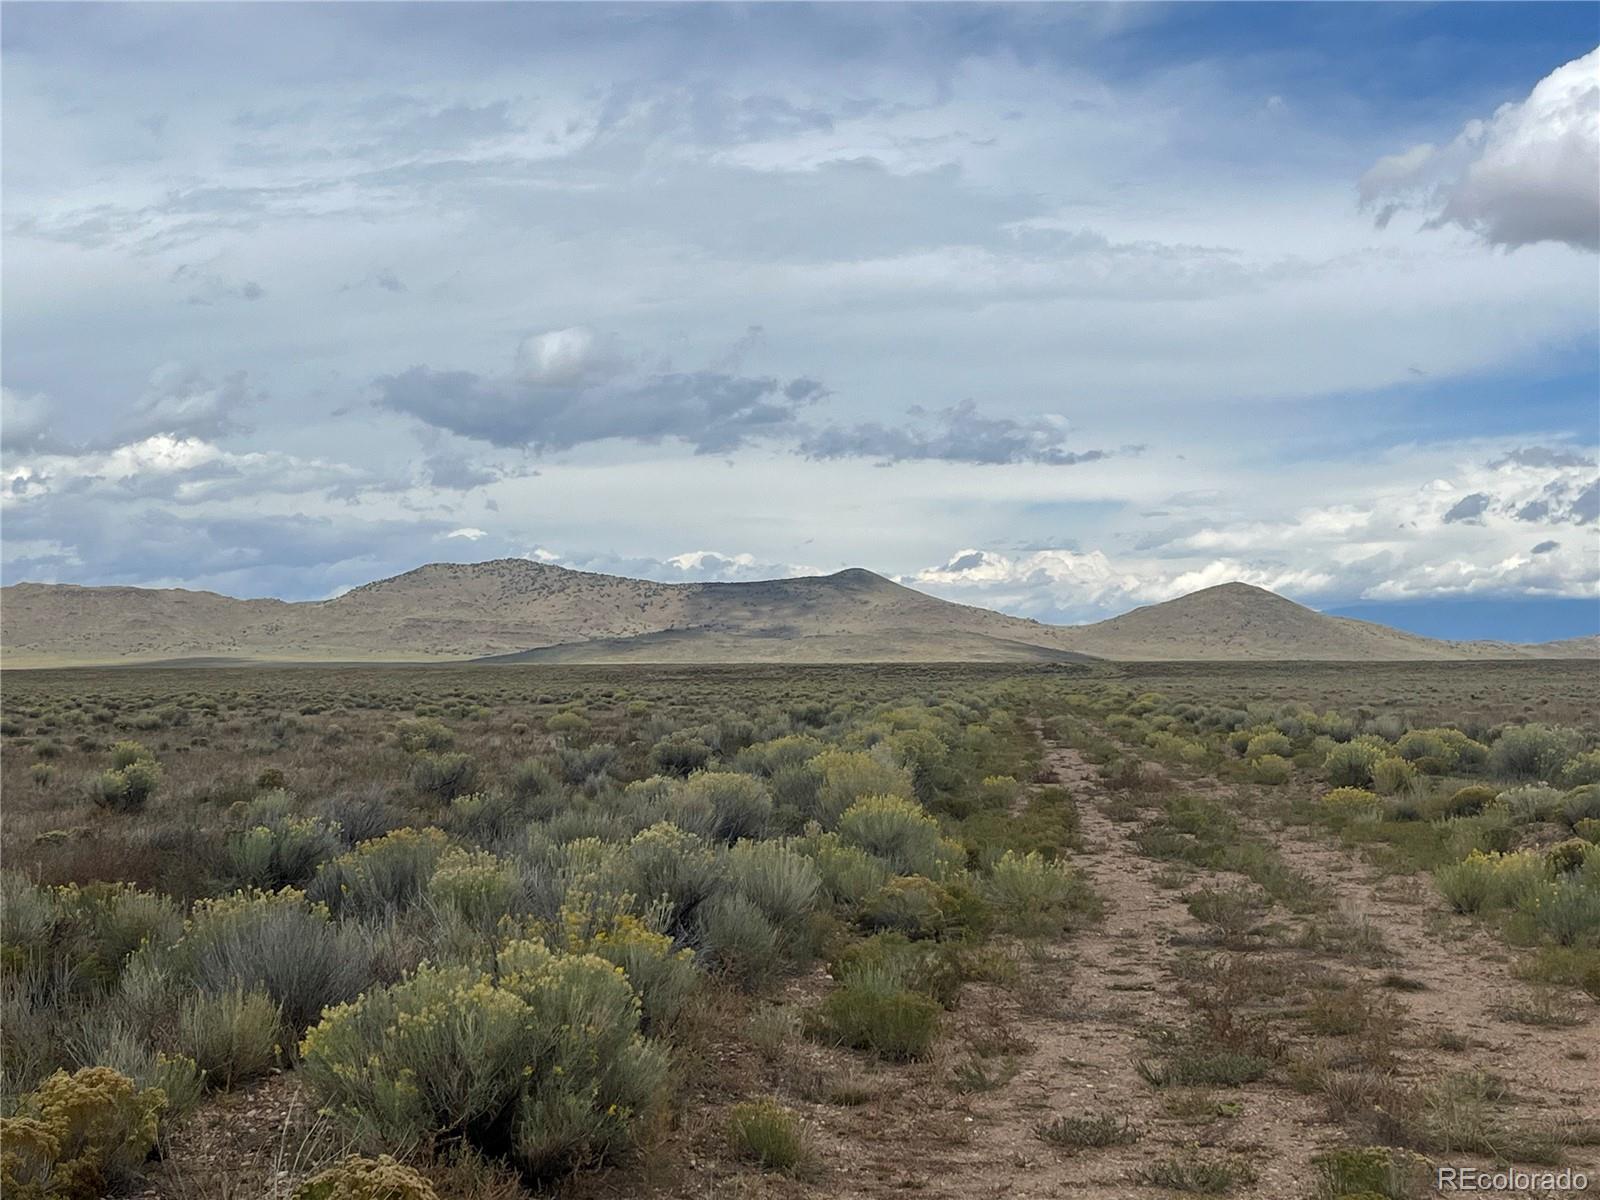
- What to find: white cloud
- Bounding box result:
[513,327,622,386]
[3,434,373,505]
[446,527,488,541]
[1360,48,1600,251]
[531,546,821,583]
[905,443,1599,620]
[130,364,261,441]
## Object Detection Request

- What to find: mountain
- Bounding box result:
[1,563,1591,667]
[1057,582,1560,662]
[0,560,1095,667]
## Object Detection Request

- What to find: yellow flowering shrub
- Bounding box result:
[427,848,518,927]
[838,795,943,877]
[292,1154,437,1200]
[1320,787,1380,814]
[1434,849,1551,915]
[309,827,450,918]
[300,941,667,1179]
[0,1067,165,1199]
[555,902,697,1032]
[1370,757,1416,796]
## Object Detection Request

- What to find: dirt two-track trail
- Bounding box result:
[703,722,1598,1200]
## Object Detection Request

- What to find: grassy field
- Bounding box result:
[1,660,1596,1198]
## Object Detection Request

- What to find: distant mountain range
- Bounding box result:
[1,560,1594,667]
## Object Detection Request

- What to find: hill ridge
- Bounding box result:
[1,560,1592,666]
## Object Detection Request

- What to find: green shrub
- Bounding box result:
[182,889,368,1032]
[394,718,454,754]
[440,791,524,845]
[178,988,282,1090]
[1370,757,1415,796]
[1138,1148,1256,1193]
[1438,785,1497,818]
[310,828,451,919]
[87,758,162,813]
[696,894,783,990]
[1249,754,1292,785]
[1245,732,1292,760]
[1561,751,1600,788]
[428,848,520,928]
[889,730,951,803]
[649,733,712,778]
[984,850,1095,936]
[626,822,724,929]
[811,750,914,827]
[1036,1112,1141,1152]
[546,711,590,740]
[679,772,773,843]
[727,1099,806,1173]
[109,740,152,770]
[1547,838,1595,875]
[1434,853,1498,914]
[508,759,562,806]
[556,742,617,787]
[831,933,962,1008]
[728,839,821,929]
[1488,724,1583,782]
[769,763,823,825]
[1395,729,1454,767]
[977,774,1022,809]
[1323,742,1385,789]
[1320,787,1380,816]
[1485,850,1551,911]
[1,1067,165,1199]
[565,914,697,1033]
[838,795,943,876]
[1564,785,1600,828]
[804,834,892,906]
[812,966,941,1061]
[54,881,184,981]
[859,875,950,938]
[1136,1049,1269,1087]
[300,941,667,1179]
[292,1155,438,1200]
[1530,879,1600,947]
[410,751,478,801]
[226,807,343,890]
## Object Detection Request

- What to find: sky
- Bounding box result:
[3,2,1598,635]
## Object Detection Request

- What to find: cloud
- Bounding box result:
[1442,492,1491,525]
[800,399,1110,466]
[1,388,54,452]
[128,364,261,441]
[421,449,501,490]
[376,327,827,454]
[378,362,822,455]
[378,332,1107,465]
[1532,539,1559,554]
[1492,445,1591,469]
[1,502,456,599]
[171,263,266,304]
[529,546,820,584]
[3,434,375,506]
[1360,48,1600,251]
[446,526,488,541]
